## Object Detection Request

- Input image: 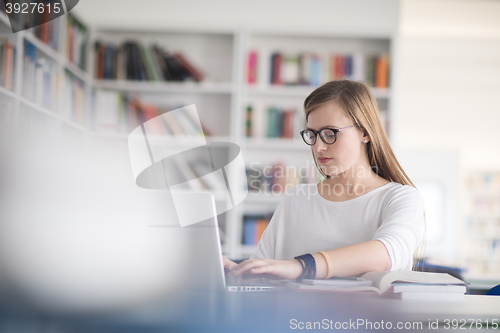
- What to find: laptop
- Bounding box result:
[169,191,279,292]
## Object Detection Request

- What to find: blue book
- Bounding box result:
[243,219,256,245]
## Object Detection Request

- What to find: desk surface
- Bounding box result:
[75,290,500,332]
[2,290,499,332]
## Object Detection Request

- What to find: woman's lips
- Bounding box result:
[318,157,332,163]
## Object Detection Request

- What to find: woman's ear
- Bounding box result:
[362,129,370,143]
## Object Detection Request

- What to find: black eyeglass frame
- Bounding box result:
[300,124,359,146]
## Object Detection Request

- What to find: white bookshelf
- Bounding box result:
[231,30,393,258]
[0,10,395,259]
[462,171,500,279]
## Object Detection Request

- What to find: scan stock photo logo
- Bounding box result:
[128,104,248,227]
[1,0,79,33]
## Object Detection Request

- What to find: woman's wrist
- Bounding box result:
[291,258,304,279]
[312,253,329,279]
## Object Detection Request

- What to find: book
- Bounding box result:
[391,283,466,293]
[281,271,467,296]
[94,41,204,82]
[376,53,389,88]
[190,162,227,191]
[245,105,253,137]
[242,214,271,245]
[282,56,299,85]
[243,217,257,245]
[303,277,373,287]
[0,37,15,90]
[173,52,204,82]
[247,50,257,84]
[390,291,465,301]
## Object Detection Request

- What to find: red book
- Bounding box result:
[272,53,282,85]
[247,50,257,84]
[143,105,166,135]
[4,44,13,90]
[334,55,345,80]
[173,52,204,82]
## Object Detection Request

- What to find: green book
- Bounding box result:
[139,45,159,81]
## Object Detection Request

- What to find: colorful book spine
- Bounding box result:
[66,14,88,70]
[245,105,253,137]
[92,93,213,135]
[94,41,205,82]
[32,12,61,52]
[258,106,296,139]
[242,214,271,245]
[245,161,318,194]
[0,37,15,90]
[376,53,389,88]
[254,50,390,88]
[247,50,257,84]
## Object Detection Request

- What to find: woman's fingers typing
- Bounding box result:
[228,259,303,280]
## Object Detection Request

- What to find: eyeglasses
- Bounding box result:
[300,125,358,146]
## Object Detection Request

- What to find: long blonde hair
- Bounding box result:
[304,80,426,270]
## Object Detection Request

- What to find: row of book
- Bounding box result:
[245,161,318,194]
[66,14,88,70]
[22,40,87,124]
[245,105,298,139]
[32,10,61,51]
[0,37,16,90]
[166,158,228,192]
[466,239,500,258]
[94,41,204,82]
[23,40,58,109]
[468,172,500,191]
[470,197,500,215]
[242,213,272,246]
[247,51,390,88]
[464,239,500,275]
[61,70,85,125]
[93,91,212,136]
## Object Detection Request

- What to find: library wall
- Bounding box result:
[396,0,500,276]
[73,0,399,35]
[396,0,500,169]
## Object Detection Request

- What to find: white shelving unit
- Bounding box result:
[0,11,92,132]
[463,171,500,279]
[231,30,393,258]
[0,11,394,259]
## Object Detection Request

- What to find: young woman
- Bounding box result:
[225,80,425,281]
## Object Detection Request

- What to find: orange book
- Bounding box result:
[376,53,389,88]
[4,44,13,90]
[254,219,268,244]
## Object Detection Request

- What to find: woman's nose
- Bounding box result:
[314,139,328,152]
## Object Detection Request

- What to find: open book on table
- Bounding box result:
[278,271,467,296]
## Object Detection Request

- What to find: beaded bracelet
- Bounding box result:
[294,254,316,282]
[294,256,306,282]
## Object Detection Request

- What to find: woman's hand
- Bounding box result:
[222,255,238,272]
[228,259,303,280]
